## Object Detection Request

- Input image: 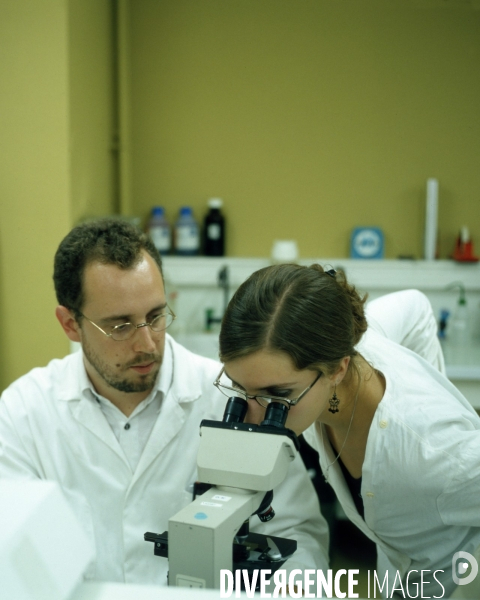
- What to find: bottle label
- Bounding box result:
[176,225,200,251]
[150,227,171,252]
[207,224,222,240]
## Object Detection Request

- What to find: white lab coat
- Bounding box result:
[304,290,480,599]
[0,335,329,584]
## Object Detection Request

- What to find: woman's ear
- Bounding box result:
[55,306,82,343]
[333,356,351,385]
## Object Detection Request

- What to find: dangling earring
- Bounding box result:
[328,385,340,414]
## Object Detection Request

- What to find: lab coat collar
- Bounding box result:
[57,334,200,406]
[167,334,205,404]
[57,350,130,466]
[56,337,192,473]
[56,336,210,482]
[57,349,88,401]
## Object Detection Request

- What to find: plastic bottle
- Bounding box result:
[148,206,171,255]
[448,284,470,347]
[174,206,200,255]
[203,197,225,256]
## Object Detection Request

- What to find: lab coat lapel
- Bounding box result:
[319,425,368,523]
[316,422,412,576]
[129,393,186,487]
[128,338,204,488]
[316,422,384,542]
[71,396,129,466]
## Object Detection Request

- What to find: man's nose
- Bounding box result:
[132,324,157,353]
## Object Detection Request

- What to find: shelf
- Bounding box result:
[162,257,480,291]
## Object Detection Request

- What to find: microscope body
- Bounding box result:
[168,423,297,588]
[145,398,300,590]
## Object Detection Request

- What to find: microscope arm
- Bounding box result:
[167,486,265,588]
[169,422,297,588]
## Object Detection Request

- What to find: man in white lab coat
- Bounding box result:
[0,218,328,585]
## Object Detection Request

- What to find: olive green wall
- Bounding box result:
[2,0,479,389]
[0,0,115,391]
[127,0,480,258]
[0,0,71,392]
[68,0,117,225]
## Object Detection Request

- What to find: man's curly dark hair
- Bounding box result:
[53,217,163,317]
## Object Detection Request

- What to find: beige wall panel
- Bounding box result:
[68,0,117,224]
[128,0,480,259]
[0,0,72,391]
[0,0,115,391]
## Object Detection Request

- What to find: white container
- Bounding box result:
[271,240,299,263]
[148,206,171,255]
[175,206,200,255]
[424,178,438,260]
[449,297,470,346]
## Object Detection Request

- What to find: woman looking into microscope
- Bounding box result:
[214,263,480,599]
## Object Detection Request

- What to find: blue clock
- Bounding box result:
[350,227,384,259]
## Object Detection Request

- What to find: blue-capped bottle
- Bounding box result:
[148,206,171,255]
[174,206,200,255]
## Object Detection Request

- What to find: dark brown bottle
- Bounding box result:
[203,197,225,256]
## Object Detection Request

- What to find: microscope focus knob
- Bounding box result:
[258,506,275,522]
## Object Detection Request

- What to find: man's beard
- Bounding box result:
[82,337,161,394]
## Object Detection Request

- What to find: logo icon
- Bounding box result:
[452,551,479,586]
[350,227,384,259]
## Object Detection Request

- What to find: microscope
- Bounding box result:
[145,397,300,590]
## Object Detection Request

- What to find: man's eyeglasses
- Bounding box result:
[79,307,176,341]
[213,367,322,409]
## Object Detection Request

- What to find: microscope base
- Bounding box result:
[145,530,296,591]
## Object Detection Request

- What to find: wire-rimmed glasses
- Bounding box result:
[79,306,176,341]
[213,367,322,409]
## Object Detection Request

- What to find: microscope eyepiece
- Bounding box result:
[222,396,248,423]
[260,402,289,428]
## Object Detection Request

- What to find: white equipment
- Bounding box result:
[145,397,300,590]
[0,479,93,600]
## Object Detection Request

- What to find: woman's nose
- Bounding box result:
[245,399,266,425]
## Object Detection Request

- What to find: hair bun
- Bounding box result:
[331,269,368,346]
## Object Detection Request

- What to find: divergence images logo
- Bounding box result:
[452,551,479,586]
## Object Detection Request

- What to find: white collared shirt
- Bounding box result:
[82,344,173,472]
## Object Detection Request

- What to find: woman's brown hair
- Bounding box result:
[219,263,368,375]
